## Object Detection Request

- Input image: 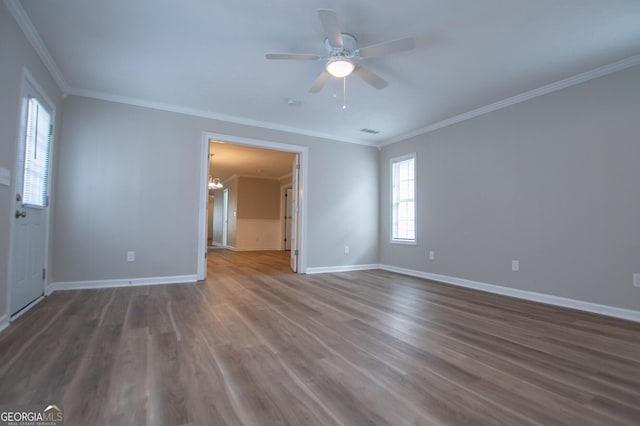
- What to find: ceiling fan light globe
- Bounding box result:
[326,59,354,78]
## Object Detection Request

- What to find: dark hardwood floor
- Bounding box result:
[1,250,639,425]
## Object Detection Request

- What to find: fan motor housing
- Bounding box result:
[325,33,357,56]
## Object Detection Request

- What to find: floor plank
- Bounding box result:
[0,250,639,425]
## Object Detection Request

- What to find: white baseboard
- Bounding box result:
[0,314,9,333]
[306,264,380,274]
[379,265,640,323]
[49,274,198,292]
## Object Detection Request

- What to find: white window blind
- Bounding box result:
[391,154,416,242]
[22,97,52,207]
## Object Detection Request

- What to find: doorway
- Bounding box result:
[197,132,308,279]
[9,74,55,317]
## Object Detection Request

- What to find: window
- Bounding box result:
[391,154,416,243]
[21,97,52,207]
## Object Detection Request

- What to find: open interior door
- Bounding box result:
[290,154,299,272]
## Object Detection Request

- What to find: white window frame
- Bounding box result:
[390,153,417,245]
[21,96,52,208]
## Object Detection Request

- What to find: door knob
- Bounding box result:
[15,210,26,218]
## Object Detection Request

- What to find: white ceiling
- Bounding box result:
[11,0,640,146]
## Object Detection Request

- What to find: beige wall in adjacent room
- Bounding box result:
[234,177,283,250]
[237,177,280,220]
[211,177,288,250]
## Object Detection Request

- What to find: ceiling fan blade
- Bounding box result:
[265,53,322,61]
[309,70,332,93]
[356,37,415,59]
[318,9,343,48]
[353,67,388,90]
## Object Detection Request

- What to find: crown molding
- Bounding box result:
[66,87,375,147]
[236,174,282,181]
[5,0,372,147]
[9,0,638,150]
[5,0,68,93]
[379,54,640,147]
[218,173,290,181]
[222,174,238,185]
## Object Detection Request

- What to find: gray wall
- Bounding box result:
[0,4,63,318]
[310,140,379,267]
[53,96,379,282]
[8,0,634,315]
[380,66,640,311]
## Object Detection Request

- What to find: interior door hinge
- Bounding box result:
[42,268,46,280]
[294,249,299,256]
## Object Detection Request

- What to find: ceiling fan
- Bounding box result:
[265,9,415,93]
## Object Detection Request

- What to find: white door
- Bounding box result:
[290,155,299,272]
[10,85,53,315]
[284,188,292,250]
[222,188,229,247]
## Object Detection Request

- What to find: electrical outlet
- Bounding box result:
[429,250,435,260]
[634,273,640,288]
[344,245,350,254]
[512,260,520,272]
[127,251,135,262]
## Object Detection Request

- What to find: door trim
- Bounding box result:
[197,132,308,279]
[222,188,228,247]
[0,314,9,333]
[280,184,292,251]
[7,68,56,320]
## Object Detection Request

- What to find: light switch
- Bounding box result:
[0,168,10,187]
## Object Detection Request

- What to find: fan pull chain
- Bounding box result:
[342,77,347,110]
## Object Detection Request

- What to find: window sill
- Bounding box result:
[390,239,417,246]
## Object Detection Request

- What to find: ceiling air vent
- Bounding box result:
[360,128,380,134]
